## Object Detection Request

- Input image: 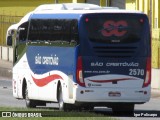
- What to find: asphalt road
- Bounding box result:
[0,79,25,107]
[0,78,160,119]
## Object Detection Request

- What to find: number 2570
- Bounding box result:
[129,69,144,76]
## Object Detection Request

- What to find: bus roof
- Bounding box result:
[33,3,142,13]
[8,3,145,27]
[14,3,145,22]
[34,3,101,11]
[29,3,144,20]
[33,9,143,14]
[30,9,144,20]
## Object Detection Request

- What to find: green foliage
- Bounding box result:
[0,107,115,120]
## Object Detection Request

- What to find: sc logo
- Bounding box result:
[101,20,128,37]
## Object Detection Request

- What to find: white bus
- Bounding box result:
[7,3,151,114]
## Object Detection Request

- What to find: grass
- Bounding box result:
[0,117,114,120]
[0,107,116,120]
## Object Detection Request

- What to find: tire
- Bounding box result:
[57,85,71,111]
[83,105,94,111]
[24,84,36,108]
[58,85,65,110]
[112,104,134,116]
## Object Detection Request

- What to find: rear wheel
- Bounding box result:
[58,85,63,110]
[57,85,73,111]
[112,104,134,116]
[58,85,67,110]
[24,84,36,108]
[83,105,94,111]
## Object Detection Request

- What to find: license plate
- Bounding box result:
[108,91,121,97]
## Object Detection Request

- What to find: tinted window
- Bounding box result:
[18,22,29,42]
[85,14,146,43]
[28,19,78,43]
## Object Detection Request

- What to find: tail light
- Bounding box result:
[143,57,151,88]
[76,56,85,87]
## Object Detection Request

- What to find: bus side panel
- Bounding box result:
[12,54,39,99]
[13,73,19,98]
[25,46,76,102]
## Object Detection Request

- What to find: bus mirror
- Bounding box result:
[7,29,15,46]
[7,35,13,46]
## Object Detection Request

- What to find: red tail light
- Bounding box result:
[143,57,151,88]
[76,56,85,87]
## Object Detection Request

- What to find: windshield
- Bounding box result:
[85,13,146,44]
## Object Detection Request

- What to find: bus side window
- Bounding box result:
[52,19,78,44]
[28,19,79,46]
[71,20,78,44]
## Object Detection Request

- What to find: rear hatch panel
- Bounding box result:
[83,57,146,88]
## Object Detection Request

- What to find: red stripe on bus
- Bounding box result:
[88,78,138,83]
[31,74,63,87]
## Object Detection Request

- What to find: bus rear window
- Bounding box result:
[85,14,146,43]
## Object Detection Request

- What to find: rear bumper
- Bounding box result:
[75,86,151,103]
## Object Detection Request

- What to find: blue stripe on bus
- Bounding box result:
[26,46,77,77]
[30,13,81,20]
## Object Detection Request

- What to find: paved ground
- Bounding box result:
[0,60,12,79]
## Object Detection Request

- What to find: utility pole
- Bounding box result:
[55,0,58,4]
[150,0,152,31]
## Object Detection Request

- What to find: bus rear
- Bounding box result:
[76,12,151,112]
